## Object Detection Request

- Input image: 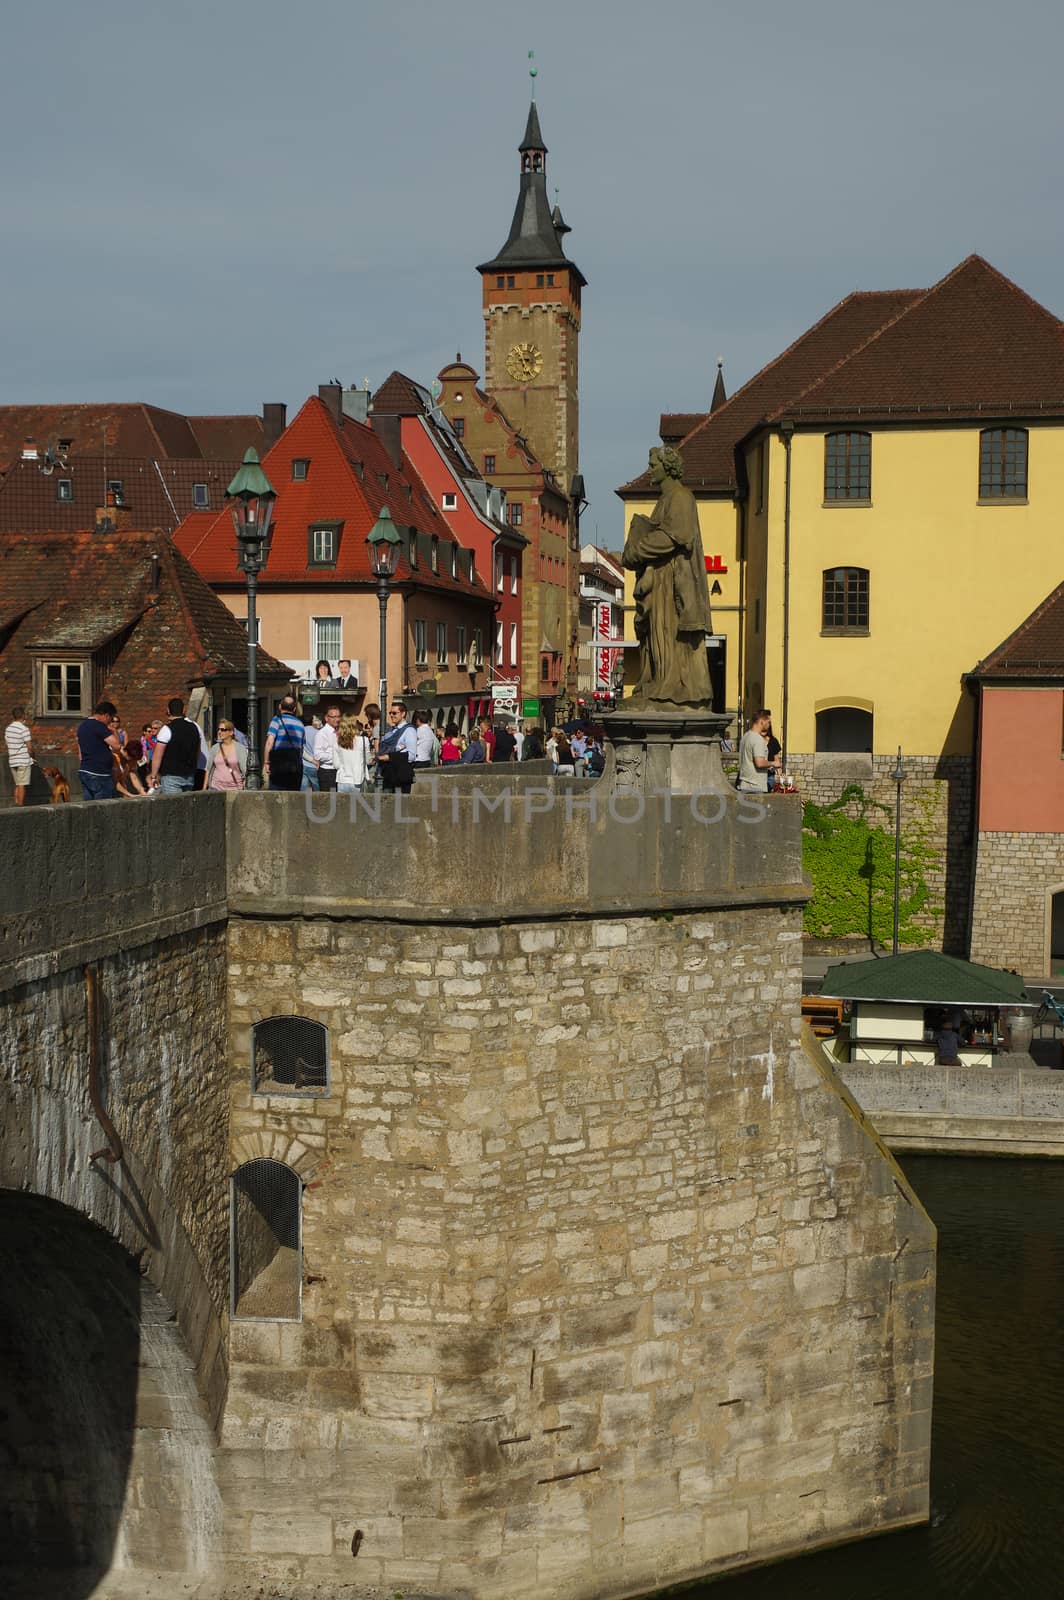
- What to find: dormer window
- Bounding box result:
[408,531,418,568]
[192,482,209,509]
[36,658,87,716]
[450,544,458,579]
[56,479,73,502]
[107,480,124,506]
[292,459,309,481]
[308,521,342,567]
[442,492,457,511]
[430,535,439,573]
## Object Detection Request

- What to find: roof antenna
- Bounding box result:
[528,49,536,98]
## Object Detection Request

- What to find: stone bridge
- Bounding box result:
[0,781,935,1599]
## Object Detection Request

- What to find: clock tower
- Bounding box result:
[477,98,585,500]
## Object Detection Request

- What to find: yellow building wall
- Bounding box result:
[749,425,1064,757]
[619,496,742,714]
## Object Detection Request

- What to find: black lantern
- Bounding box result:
[366,506,403,711]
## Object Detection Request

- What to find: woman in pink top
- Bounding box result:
[440,722,462,763]
[206,722,247,790]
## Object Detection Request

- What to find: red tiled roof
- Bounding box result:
[0,404,262,472]
[766,256,1064,423]
[618,287,921,494]
[0,455,244,533]
[175,396,492,602]
[969,581,1064,679]
[0,528,292,755]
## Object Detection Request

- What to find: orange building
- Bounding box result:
[968,584,1064,977]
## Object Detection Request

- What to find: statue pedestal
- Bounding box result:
[602,707,732,794]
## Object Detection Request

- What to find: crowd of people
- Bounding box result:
[263,688,606,797]
[4,670,607,804]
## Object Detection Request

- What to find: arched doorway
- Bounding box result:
[0,1192,219,1599]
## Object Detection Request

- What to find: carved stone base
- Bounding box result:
[602,707,732,794]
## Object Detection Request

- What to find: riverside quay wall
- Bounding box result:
[0,782,936,1600]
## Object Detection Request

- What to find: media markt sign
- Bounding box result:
[522,698,540,718]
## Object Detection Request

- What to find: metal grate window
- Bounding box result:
[251,1016,329,1096]
[822,567,869,631]
[980,428,1028,498]
[231,1159,301,1320]
[824,431,871,501]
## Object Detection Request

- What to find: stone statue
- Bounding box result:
[622,446,713,707]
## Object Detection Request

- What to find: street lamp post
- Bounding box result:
[366,506,403,713]
[226,448,277,790]
[890,745,906,956]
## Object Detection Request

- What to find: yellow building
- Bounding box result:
[616,256,1064,951]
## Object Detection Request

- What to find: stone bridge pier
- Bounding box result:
[0,783,935,1599]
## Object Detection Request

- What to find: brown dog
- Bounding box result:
[43,767,70,803]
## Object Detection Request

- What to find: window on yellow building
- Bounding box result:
[822,567,869,632]
[979,428,1028,499]
[824,432,871,501]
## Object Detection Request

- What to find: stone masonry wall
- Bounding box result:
[221,905,935,1600]
[0,926,231,1419]
[969,829,1064,976]
[789,752,973,952]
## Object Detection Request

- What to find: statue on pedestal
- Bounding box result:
[623,446,713,707]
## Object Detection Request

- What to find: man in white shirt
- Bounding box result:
[377,700,418,793]
[313,705,341,791]
[5,706,33,806]
[738,709,778,793]
[413,709,438,768]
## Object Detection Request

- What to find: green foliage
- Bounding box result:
[801,784,940,946]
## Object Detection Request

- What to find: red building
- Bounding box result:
[175,385,496,731]
[372,372,527,719]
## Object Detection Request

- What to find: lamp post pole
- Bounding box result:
[246,566,261,789]
[366,505,402,718]
[377,572,390,715]
[891,745,905,956]
[226,448,277,792]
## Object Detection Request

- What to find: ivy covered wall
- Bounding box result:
[801,783,943,947]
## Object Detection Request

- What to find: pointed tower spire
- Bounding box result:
[477,93,585,284]
[711,358,727,412]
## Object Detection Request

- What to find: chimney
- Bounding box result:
[342,386,370,424]
[262,402,287,450]
[21,437,38,461]
[318,383,343,426]
[370,411,403,467]
[95,499,133,533]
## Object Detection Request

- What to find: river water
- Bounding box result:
[687,1155,1064,1598]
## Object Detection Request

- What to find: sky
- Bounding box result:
[3,0,1063,548]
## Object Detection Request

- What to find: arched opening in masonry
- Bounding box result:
[815,704,874,754]
[231,1159,302,1321]
[0,1190,219,1597]
[250,1015,329,1096]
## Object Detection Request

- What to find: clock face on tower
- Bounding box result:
[505,341,543,383]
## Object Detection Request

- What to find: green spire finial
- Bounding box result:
[528,49,537,98]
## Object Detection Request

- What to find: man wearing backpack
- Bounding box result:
[263,695,306,791]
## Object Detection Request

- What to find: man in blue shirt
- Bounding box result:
[377,700,418,794]
[77,700,122,800]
